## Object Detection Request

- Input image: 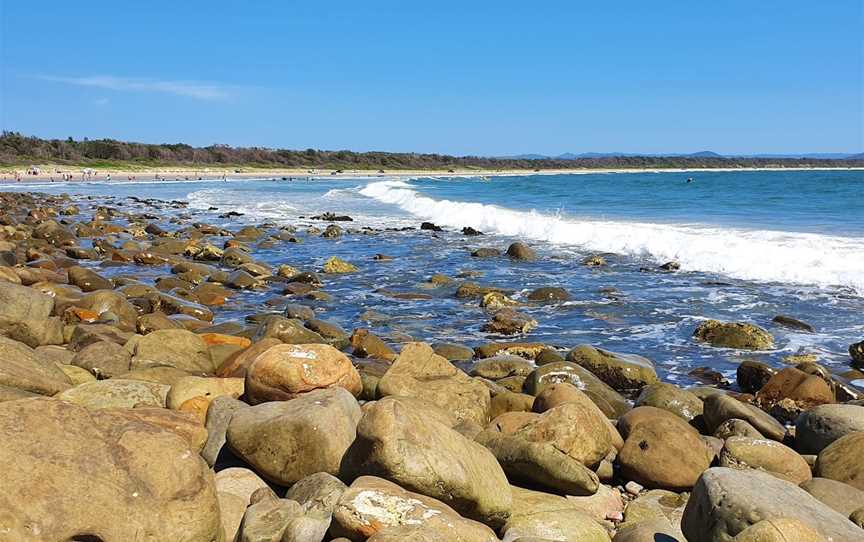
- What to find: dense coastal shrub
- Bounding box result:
[1,131,861,170]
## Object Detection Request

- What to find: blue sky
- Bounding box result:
[1,1,861,155]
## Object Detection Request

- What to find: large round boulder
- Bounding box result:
[244,343,362,404]
[618,416,713,491]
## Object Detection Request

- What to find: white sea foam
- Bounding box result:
[359,180,864,294]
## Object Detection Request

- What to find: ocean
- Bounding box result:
[8,169,864,387]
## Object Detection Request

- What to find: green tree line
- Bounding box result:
[1,132,861,170]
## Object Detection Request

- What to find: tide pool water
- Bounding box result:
[7,169,863,386]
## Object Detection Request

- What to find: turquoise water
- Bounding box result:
[7,169,864,388]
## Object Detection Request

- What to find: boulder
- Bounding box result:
[341,396,512,528]
[848,340,864,368]
[613,519,685,542]
[0,397,220,541]
[377,342,491,425]
[566,345,658,390]
[350,328,397,361]
[506,242,537,261]
[526,286,570,302]
[524,361,630,418]
[331,476,498,542]
[756,367,833,410]
[237,497,303,542]
[501,509,610,542]
[227,387,361,485]
[482,308,538,335]
[693,320,774,350]
[166,375,244,410]
[239,498,303,542]
[471,355,535,379]
[475,429,600,495]
[681,467,863,541]
[0,282,54,323]
[713,419,764,440]
[509,401,615,468]
[76,290,138,331]
[800,477,864,518]
[703,394,786,441]
[56,378,170,409]
[202,395,247,466]
[216,467,270,505]
[322,256,358,273]
[216,337,282,378]
[621,489,688,531]
[490,391,535,418]
[618,416,713,491]
[736,360,776,394]
[284,471,346,515]
[71,340,132,378]
[67,265,113,291]
[814,432,864,490]
[634,383,704,424]
[245,343,362,404]
[718,436,811,484]
[125,329,215,373]
[733,518,826,542]
[795,404,864,454]
[257,316,326,344]
[0,336,71,395]
[532,383,624,450]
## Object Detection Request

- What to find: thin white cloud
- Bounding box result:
[37,74,232,101]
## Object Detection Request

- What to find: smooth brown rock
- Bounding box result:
[703,394,786,441]
[331,476,498,542]
[340,396,512,528]
[377,342,491,425]
[635,382,704,424]
[350,328,397,361]
[524,361,630,418]
[125,329,216,373]
[0,397,220,541]
[0,336,71,395]
[619,417,713,491]
[227,387,361,485]
[719,436,812,484]
[814,432,864,490]
[566,344,658,390]
[245,343,362,404]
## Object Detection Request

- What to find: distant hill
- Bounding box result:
[504,151,862,160]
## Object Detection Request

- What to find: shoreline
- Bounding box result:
[1,164,862,185]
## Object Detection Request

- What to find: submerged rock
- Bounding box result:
[693,320,774,350]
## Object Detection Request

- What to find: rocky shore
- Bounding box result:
[0,189,862,542]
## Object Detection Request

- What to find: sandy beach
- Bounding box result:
[2,163,862,184]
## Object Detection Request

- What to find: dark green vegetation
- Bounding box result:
[2,132,861,170]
